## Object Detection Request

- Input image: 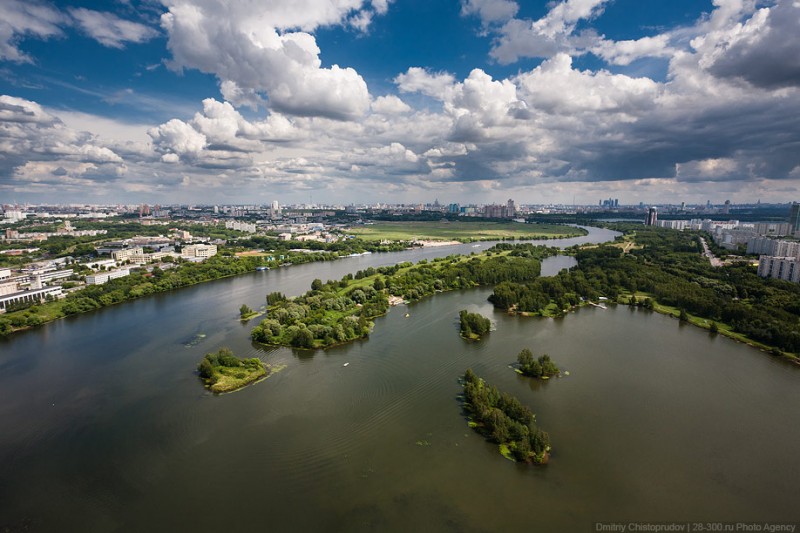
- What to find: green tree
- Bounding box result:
[240,304,253,317]
[311,278,323,291]
[291,327,315,348]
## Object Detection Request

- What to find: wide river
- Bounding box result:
[1,227,799,531]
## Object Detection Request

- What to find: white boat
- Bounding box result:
[343,362,350,367]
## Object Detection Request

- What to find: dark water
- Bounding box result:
[2,227,799,531]
[540,255,578,277]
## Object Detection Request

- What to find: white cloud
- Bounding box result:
[148,118,207,157]
[371,95,411,114]
[0,95,129,191]
[514,54,660,114]
[461,0,519,25]
[0,0,65,63]
[490,0,609,64]
[395,67,457,100]
[4,0,800,204]
[697,0,800,89]
[161,0,372,120]
[592,35,673,66]
[68,8,159,49]
[219,80,265,111]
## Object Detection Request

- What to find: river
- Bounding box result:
[1,226,798,531]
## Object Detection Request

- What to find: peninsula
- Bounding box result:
[251,247,553,349]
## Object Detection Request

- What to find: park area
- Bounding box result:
[345,221,585,242]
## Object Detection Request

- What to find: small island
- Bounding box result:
[239,304,260,321]
[462,369,551,464]
[516,348,560,378]
[459,310,491,340]
[197,348,267,393]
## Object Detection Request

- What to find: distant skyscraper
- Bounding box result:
[790,202,800,232]
[645,207,658,226]
[506,199,516,217]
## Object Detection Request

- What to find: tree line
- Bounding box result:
[490,225,800,356]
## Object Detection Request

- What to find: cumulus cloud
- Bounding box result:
[148,97,304,169]
[4,0,800,203]
[0,95,129,192]
[488,0,609,64]
[591,34,673,66]
[371,95,411,114]
[699,0,800,89]
[395,67,457,99]
[160,0,377,120]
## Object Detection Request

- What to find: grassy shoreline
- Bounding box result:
[198,348,287,394]
[509,292,799,365]
[346,221,586,243]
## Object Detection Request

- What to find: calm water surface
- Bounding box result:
[2,227,798,531]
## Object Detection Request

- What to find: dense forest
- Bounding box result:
[490,226,800,357]
[462,369,551,464]
[251,250,551,349]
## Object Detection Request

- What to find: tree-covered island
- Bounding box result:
[462,369,551,464]
[251,247,554,350]
[197,348,269,393]
[459,310,491,340]
[516,348,560,378]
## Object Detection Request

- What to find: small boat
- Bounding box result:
[255,266,269,271]
[343,362,350,367]
[405,313,410,318]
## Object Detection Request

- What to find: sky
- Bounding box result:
[1,0,800,206]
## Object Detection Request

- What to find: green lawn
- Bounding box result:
[346,221,585,242]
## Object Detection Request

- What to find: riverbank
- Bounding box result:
[618,292,800,365]
[0,226,616,340]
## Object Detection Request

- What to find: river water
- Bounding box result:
[1,227,798,531]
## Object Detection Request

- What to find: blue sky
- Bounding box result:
[1,0,799,205]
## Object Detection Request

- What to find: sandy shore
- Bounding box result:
[388,296,406,306]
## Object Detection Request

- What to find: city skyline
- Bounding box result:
[2,0,800,205]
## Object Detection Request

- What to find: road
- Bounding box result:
[699,237,723,267]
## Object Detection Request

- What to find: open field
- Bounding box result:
[346,221,585,242]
